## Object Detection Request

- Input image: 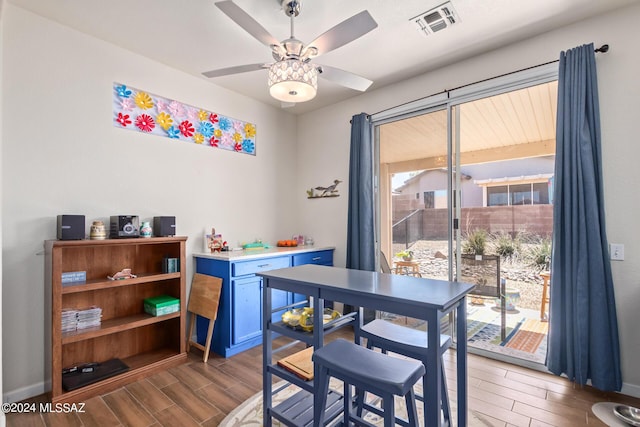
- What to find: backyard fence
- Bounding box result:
[392,205,553,244]
[392,209,423,248]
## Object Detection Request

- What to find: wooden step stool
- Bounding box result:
[187,274,222,363]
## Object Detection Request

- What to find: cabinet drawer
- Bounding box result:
[292,250,334,266]
[232,256,290,277]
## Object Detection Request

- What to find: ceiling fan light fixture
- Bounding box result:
[268,59,318,102]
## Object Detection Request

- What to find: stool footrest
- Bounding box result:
[272,389,342,427]
[358,401,413,427]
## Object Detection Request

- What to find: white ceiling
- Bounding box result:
[8,0,639,114]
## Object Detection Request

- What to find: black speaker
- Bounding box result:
[57,215,85,240]
[154,216,176,237]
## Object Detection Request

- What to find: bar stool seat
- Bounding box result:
[360,319,452,424]
[313,338,425,427]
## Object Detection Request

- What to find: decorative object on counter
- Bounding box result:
[139,221,153,238]
[294,235,305,246]
[306,236,314,245]
[110,215,140,238]
[107,268,137,280]
[307,179,342,198]
[207,228,226,253]
[89,221,107,240]
[113,82,256,156]
[203,228,213,252]
[243,241,266,250]
[277,239,298,247]
[57,215,85,240]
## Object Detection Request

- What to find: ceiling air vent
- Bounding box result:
[411,1,460,36]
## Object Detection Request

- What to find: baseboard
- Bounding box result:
[621,382,640,398]
[3,380,49,403]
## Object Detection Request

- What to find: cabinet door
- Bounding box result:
[232,276,263,344]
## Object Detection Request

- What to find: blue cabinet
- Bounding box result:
[232,276,263,344]
[195,247,334,357]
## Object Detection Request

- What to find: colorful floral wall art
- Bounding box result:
[112,83,256,155]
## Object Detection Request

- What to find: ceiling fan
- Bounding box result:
[202,0,378,105]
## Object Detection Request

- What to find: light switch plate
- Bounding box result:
[610,243,624,261]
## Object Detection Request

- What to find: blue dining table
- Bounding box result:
[259,264,474,427]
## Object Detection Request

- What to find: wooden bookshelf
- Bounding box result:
[45,236,187,403]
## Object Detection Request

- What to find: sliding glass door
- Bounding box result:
[378,107,452,282]
[374,73,557,366]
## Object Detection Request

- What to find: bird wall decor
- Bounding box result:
[307,179,342,198]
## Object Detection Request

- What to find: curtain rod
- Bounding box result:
[362,43,609,121]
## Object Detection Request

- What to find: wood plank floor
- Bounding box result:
[6,330,639,426]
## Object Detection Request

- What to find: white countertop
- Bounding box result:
[193,245,335,261]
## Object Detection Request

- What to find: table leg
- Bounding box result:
[312,298,325,427]
[426,310,441,427]
[456,298,468,427]
[263,280,273,427]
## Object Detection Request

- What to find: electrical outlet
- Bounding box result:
[610,243,624,261]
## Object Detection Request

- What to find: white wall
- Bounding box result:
[297,2,640,394]
[1,5,299,401]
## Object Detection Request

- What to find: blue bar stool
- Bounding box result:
[312,338,425,427]
[360,319,452,425]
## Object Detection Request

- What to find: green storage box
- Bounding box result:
[144,295,180,316]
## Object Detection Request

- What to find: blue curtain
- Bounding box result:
[346,113,375,272]
[546,43,622,391]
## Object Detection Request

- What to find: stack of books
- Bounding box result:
[61,306,102,332]
[77,307,102,330]
[62,309,79,333]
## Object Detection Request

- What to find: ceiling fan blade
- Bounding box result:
[305,10,378,57]
[317,65,373,92]
[202,63,269,78]
[215,1,280,47]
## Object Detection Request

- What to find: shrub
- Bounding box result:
[493,233,520,259]
[528,238,551,270]
[462,229,487,255]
